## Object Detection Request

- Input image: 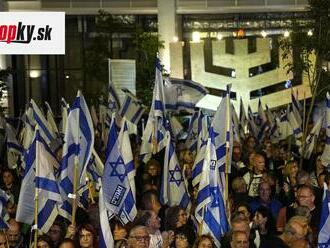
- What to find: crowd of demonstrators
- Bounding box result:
[0,106,330,248]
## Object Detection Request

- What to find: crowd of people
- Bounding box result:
[0,119,328,248]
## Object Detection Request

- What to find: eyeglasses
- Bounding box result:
[130,235,150,242]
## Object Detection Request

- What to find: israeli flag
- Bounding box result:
[161,131,190,209]
[98,179,114,248]
[247,105,259,139]
[60,98,69,136]
[6,123,24,169]
[321,93,330,167]
[239,97,247,139]
[231,104,241,143]
[108,81,121,114]
[185,110,207,154]
[45,102,59,136]
[102,118,135,222]
[195,130,229,248]
[287,105,303,142]
[256,99,269,140]
[58,91,94,219]
[117,120,137,224]
[211,85,233,190]
[291,90,302,126]
[119,89,146,125]
[0,189,9,229]
[35,130,62,232]
[16,130,62,233]
[302,114,323,159]
[318,183,330,247]
[30,99,56,145]
[140,57,167,162]
[164,78,208,113]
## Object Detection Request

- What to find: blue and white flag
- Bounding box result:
[6,123,24,169]
[98,179,114,248]
[0,189,9,229]
[318,183,330,247]
[191,114,209,187]
[140,57,167,163]
[238,97,247,140]
[231,104,241,143]
[211,85,233,191]
[45,102,59,136]
[164,78,208,113]
[117,120,137,224]
[16,130,62,233]
[287,105,303,144]
[256,99,269,140]
[291,90,302,126]
[119,89,146,125]
[59,91,94,220]
[108,81,121,114]
[302,114,324,159]
[60,98,69,136]
[102,118,136,223]
[35,130,62,232]
[161,131,190,209]
[185,110,205,154]
[321,93,330,167]
[195,129,229,248]
[278,107,293,140]
[30,99,56,145]
[247,105,259,139]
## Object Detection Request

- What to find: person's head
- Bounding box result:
[236,202,251,221]
[110,219,128,241]
[193,234,215,248]
[291,238,309,248]
[253,154,265,174]
[259,181,272,203]
[0,231,8,248]
[318,172,327,188]
[58,238,76,248]
[230,231,249,248]
[145,159,160,177]
[232,145,242,162]
[165,206,187,230]
[2,168,15,188]
[294,206,311,223]
[296,185,315,210]
[174,231,189,248]
[246,136,257,151]
[135,210,161,233]
[230,213,250,239]
[284,160,298,179]
[232,177,247,194]
[37,235,54,248]
[75,223,97,248]
[127,225,150,248]
[253,206,275,232]
[47,218,66,246]
[283,216,309,245]
[6,218,21,248]
[180,149,194,164]
[140,190,161,214]
[296,170,311,186]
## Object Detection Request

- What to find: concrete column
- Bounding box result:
[158,0,180,73]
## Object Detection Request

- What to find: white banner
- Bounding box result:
[0,12,65,54]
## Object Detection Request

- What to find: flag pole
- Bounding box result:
[71,94,81,226]
[300,91,307,168]
[225,86,231,204]
[33,131,39,248]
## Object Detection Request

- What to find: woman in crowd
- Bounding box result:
[74,224,97,248]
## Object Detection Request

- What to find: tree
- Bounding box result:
[280,0,330,161]
[84,10,163,106]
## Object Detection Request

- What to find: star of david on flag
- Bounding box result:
[161,131,190,209]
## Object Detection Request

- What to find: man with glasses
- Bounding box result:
[128,226,150,248]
